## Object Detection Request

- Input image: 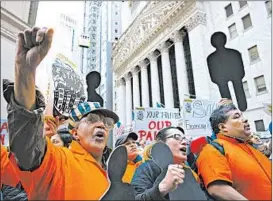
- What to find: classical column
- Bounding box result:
[132,67,140,109]
[139,60,149,107]
[160,42,174,108]
[172,30,189,106]
[185,11,210,99]
[148,51,161,107]
[118,78,126,125]
[125,73,132,127]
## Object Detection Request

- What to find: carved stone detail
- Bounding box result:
[184,11,206,32]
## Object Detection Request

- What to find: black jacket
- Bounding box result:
[131,160,168,200]
[1,183,28,201]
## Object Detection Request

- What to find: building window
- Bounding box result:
[115,12,118,15]
[115,22,118,25]
[115,29,118,33]
[254,120,265,131]
[115,37,118,41]
[254,75,267,93]
[228,23,238,39]
[265,1,272,16]
[242,14,252,30]
[239,1,247,8]
[248,45,260,62]
[243,81,250,98]
[225,4,233,18]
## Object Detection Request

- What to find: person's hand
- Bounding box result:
[43,116,59,138]
[158,164,185,196]
[16,27,54,72]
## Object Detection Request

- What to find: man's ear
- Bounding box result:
[218,123,227,133]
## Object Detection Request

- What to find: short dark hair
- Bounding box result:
[59,134,73,148]
[156,126,185,142]
[210,104,238,135]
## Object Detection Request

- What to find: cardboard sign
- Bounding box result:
[134,108,180,144]
[183,99,218,137]
[0,119,9,147]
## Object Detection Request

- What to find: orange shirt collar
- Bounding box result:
[217,133,246,143]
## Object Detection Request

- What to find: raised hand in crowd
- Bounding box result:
[14,27,53,110]
[158,164,185,196]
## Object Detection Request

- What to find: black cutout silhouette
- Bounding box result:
[207,32,247,111]
[151,142,207,200]
[86,71,104,107]
[100,146,135,200]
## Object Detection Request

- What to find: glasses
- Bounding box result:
[166,134,187,142]
[78,113,114,130]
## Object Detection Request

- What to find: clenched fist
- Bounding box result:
[159,164,185,196]
[16,27,54,71]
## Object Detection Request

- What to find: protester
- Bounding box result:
[115,132,142,183]
[131,126,198,200]
[196,104,271,200]
[3,26,120,200]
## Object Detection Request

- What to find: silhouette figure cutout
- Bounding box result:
[100,146,135,200]
[207,32,247,111]
[151,143,207,200]
[86,71,104,107]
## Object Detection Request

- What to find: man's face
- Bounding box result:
[51,134,64,147]
[75,114,113,155]
[123,138,138,161]
[165,128,187,164]
[219,109,251,139]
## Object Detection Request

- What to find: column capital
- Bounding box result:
[171,30,186,43]
[124,72,132,82]
[157,41,171,53]
[132,67,140,75]
[139,60,148,70]
[117,78,125,87]
[147,51,159,61]
[184,11,206,32]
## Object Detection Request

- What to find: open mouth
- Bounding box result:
[94,131,105,140]
[179,147,187,155]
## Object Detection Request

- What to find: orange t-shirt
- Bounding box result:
[1,145,20,187]
[196,134,272,200]
[122,160,142,184]
[13,138,109,200]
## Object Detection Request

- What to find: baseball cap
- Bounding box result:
[115,132,138,147]
[70,101,119,123]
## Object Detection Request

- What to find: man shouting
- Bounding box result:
[3,27,119,200]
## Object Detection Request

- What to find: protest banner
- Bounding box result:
[134,107,180,144]
[183,98,218,137]
[0,119,9,147]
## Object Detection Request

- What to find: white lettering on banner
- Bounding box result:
[183,99,218,137]
[134,108,180,144]
[0,119,9,147]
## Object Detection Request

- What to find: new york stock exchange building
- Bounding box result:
[112,1,272,135]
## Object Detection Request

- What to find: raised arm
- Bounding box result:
[5,27,54,171]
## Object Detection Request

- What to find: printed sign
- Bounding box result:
[183,99,218,137]
[134,107,180,144]
[0,119,9,147]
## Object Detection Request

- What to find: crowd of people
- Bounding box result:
[1,27,272,200]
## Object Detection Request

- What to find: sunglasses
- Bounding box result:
[78,113,114,130]
[166,134,187,142]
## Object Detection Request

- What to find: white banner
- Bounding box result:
[183,99,218,137]
[0,119,9,147]
[134,107,180,144]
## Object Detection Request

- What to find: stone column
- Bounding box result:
[160,42,174,108]
[125,73,132,127]
[139,60,149,107]
[132,67,140,109]
[172,30,189,106]
[118,78,126,125]
[185,11,210,99]
[148,51,161,107]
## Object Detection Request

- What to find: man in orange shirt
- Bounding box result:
[197,104,271,200]
[3,26,119,200]
[115,132,142,183]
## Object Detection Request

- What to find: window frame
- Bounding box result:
[225,3,234,18]
[228,23,238,39]
[248,45,260,63]
[242,14,253,30]
[254,75,267,94]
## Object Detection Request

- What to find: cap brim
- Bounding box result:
[127,132,138,141]
[81,108,119,124]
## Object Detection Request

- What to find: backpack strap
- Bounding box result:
[210,141,225,156]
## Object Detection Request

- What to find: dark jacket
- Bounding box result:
[131,160,168,200]
[1,183,28,201]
